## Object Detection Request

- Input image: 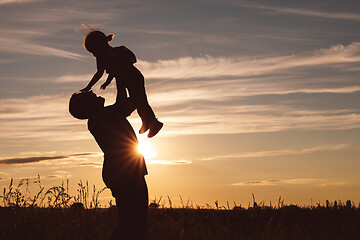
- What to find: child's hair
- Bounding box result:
[84,30,114,53]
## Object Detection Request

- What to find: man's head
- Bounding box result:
[69,91,105,119]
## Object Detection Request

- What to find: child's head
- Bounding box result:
[84,30,114,55]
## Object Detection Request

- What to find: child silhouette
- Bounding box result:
[80,30,163,138]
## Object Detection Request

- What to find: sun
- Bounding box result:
[137,137,157,159]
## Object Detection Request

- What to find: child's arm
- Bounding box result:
[100,74,114,90]
[80,69,104,92]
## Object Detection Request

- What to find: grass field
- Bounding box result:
[1,178,360,240]
[1,205,360,240]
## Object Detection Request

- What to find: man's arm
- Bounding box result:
[80,69,104,92]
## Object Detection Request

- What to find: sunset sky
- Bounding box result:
[1,0,360,207]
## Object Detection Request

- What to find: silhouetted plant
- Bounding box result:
[1,178,31,207]
[149,196,162,209]
[74,180,89,208]
[28,175,45,207]
[179,195,192,209]
[0,177,109,208]
[252,193,257,208]
[45,185,72,208]
[167,195,172,209]
[90,184,107,209]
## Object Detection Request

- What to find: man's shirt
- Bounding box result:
[88,105,147,190]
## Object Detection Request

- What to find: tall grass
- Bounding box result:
[2,176,360,210]
[1,176,106,208]
[1,177,360,239]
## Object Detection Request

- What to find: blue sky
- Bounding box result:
[0,0,360,206]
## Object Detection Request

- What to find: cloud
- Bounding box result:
[210,144,349,160]
[0,151,192,167]
[0,43,359,142]
[54,74,93,83]
[146,159,192,165]
[0,153,98,165]
[289,86,360,94]
[42,170,72,179]
[1,92,359,143]
[236,3,360,21]
[0,0,40,4]
[232,178,347,186]
[134,42,360,82]
[132,43,360,135]
[0,1,115,24]
[0,32,84,60]
[77,162,103,168]
[0,94,90,141]
[146,105,360,136]
[53,42,360,84]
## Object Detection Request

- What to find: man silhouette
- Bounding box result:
[69,91,148,240]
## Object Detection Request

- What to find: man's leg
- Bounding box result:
[111,176,148,240]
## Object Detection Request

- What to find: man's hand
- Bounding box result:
[80,86,91,92]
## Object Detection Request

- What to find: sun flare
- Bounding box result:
[137,137,157,159]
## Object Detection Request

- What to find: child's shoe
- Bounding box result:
[139,123,149,134]
[148,119,163,138]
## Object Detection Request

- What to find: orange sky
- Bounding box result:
[0,0,360,207]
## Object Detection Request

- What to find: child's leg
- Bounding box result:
[138,107,163,138]
[123,68,163,137]
[137,96,163,137]
[147,118,163,138]
[137,101,156,134]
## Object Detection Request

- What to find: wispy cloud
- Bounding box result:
[237,3,360,21]
[42,171,72,179]
[146,105,360,136]
[210,144,349,160]
[0,153,99,165]
[0,93,359,144]
[54,74,93,83]
[53,42,360,84]
[0,0,40,4]
[54,42,360,99]
[1,43,359,141]
[146,159,192,165]
[136,42,360,82]
[0,94,90,142]
[0,152,193,167]
[76,162,103,168]
[0,1,115,24]
[232,178,347,186]
[0,32,84,60]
